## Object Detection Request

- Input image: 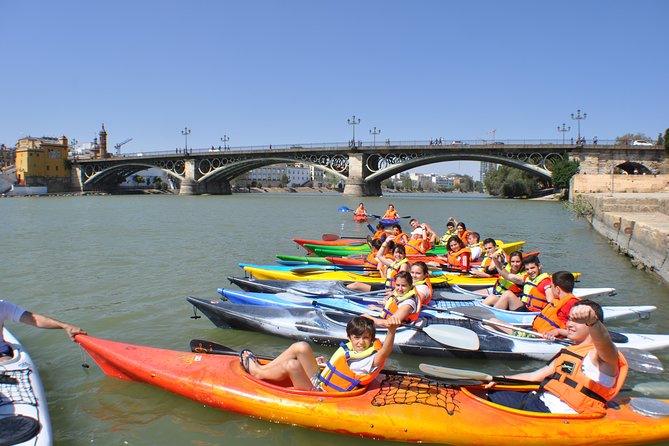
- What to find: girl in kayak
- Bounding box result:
[445,235,471,272]
[364,271,422,327]
[382,204,399,221]
[239,315,400,392]
[377,241,410,290]
[353,203,367,221]
[409,261,433,305]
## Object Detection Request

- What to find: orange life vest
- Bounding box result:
[532,294,580,333]
[384,258,408,289]
[458,230,472,245]
[354,207,366,217]
[405,237,430,255]
[447,247,471,271]
[381,288,421,323]
[364,252,379,270]
[372,230,386,241]
[413,278,433,305]
[318,339,384,393]
[541,343,628,414]
[521,272,551,311]
[382,209,399,220]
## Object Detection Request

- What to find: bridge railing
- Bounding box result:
[111,139,640,157]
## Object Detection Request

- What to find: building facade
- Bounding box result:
[15,136,70,190]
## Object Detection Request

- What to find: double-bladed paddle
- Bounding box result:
[418,363,537,385]
[424,305,664,374]
[312,300,480,351]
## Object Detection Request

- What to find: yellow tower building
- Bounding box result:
[15,136,70,186]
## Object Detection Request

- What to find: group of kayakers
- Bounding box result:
[240,207,629,416]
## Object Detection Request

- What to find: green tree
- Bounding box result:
[484,166,538,198]
[133,175,145,185]
[664,128,669,153]
[615,133,650,145]
[401,176,413,191]
[550,158,580,190]
[656,133,664,147]
[459,175,474,192]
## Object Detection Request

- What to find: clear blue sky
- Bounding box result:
[1,1,666,178]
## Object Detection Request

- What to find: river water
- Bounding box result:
[2,193,668,445]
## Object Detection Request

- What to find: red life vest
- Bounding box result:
[541,343,628,414]
[318,339,384,393]
[532,294,580,333]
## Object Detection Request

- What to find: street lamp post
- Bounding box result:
[557,123,571,145]
[347,115,360,148]
[570,109,587,143]
[221,135,230,150]
[181,127,191,151]
[369,127,381,147]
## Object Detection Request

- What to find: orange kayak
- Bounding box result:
[76,334,669,445]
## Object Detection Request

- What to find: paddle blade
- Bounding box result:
[322,233,340,241]
[618,347,664,374]
[419,363,492,381]
[338,206,352,212]
[422,324,480,350]
[190,339,234,355]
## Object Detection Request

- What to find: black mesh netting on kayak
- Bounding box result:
[0,369,37,407]
[372,375,460,415]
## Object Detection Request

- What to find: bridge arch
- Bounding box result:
[82,161,186,188]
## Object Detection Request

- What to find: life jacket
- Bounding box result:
[372,230,387,241]
[541,343,628,414]
[394,232,410,245]
[364,252,379,270]
[447,247,471,271]
[521,272,551,311]
[440,230,457,245]
[318,339,384,393]
[381,288,421,323]
[382,210,399,220]
[458,230,472,245]
[405,237,430,255]
[384,258,408,289]
[532,294,580,333]
[492,264,522,295]
[354,207,366,217]
[413,278,433,305]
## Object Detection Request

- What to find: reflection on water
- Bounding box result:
[1,193,668,445]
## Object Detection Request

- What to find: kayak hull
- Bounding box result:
[1,328,52,446]
[75,334,669,445]
[187,298,669,360]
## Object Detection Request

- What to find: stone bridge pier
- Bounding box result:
[342,152,382,197]
[178,159,232,195]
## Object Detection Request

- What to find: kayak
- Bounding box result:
[304,240,526,257]
[186,297,669,360]
[353,214,368,222]
[217,287,656,326]
[0,328,52,446]
[75,334,669,445]
[275,255,335,266]
[241,264,499,287]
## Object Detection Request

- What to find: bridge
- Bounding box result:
[71,140,667,196]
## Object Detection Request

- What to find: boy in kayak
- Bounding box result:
[485,253,553,311]
[485,300,628,414]
[0,299,86,357]
[382,204,399,221]
[239,315,400,392]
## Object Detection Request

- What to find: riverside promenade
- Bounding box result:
[571,174,669,284]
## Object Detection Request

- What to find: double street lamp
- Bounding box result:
[557,123,571,145]
[181,127,191,151]
[570,109,587,143]
[369,127,381,147]
[348,115,360,148]
[221,135,230,150]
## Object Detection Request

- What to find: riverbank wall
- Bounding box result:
[570,174,669,284]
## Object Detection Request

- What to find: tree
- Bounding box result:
[550,158,580,191]
[484,165,538,198]
[615,133,650,145]
[401,176,413,191]
[664,128,669,153]
[459,175,474,192]
[656,133,664,147]
[133,175,145,185]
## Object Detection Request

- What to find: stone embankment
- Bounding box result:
[571,174,669,284]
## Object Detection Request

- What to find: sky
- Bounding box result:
[1,0,667,180]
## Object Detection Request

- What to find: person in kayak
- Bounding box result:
[445,235,471,272]
[409,261,433,305]
[485,253,552,311]
[485,300,628,414]
[405,225,432,255]
[470,238,502,278]
[364,271,422,327]
[353,203,367,221]
[455,222,472,245]
[382,204,399,221]
[0,299,86,357]
[466,232,483,262]
[439,220,458,245]
[388,224,410,246]
[239,315,400,392]
[376,241,410,290]
[346,238,386,293]
[477,250,524,296]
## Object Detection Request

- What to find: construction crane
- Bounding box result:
[114,138,133,156]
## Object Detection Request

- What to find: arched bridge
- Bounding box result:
[71,141,667,196]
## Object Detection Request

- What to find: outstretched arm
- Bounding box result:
[19,311,86,341]
[373,316,400,367]
[491,254,523,285]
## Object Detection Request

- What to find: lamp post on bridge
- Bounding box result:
[557,123,571,146]
[347,115,360,148]
[570,109,586,144]
[181,127,191,151]
[369,127,381,147]
[221,135,230,150]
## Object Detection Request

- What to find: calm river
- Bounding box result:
[2,193,668,445]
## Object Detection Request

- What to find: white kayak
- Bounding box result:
[0,328,52,446]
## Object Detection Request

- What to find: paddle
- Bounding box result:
[189,339,484,385]
[322,234,367,241]
[338,206,352,212]
[312,300,480,351]
[418,363,538,385]
[426,305,664,374]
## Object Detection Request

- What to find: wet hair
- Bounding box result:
[393,244,406,256]
[410,261,429,276]
[346,316,376,338]
[573,299,605,323]
[394,271,413,286]
[552,271,575,293]
[482,237,496,247]
[522,254,541,267]
[447,235,465,251]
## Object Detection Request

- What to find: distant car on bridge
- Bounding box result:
[450,140,466,145]
[633,140,653,146]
